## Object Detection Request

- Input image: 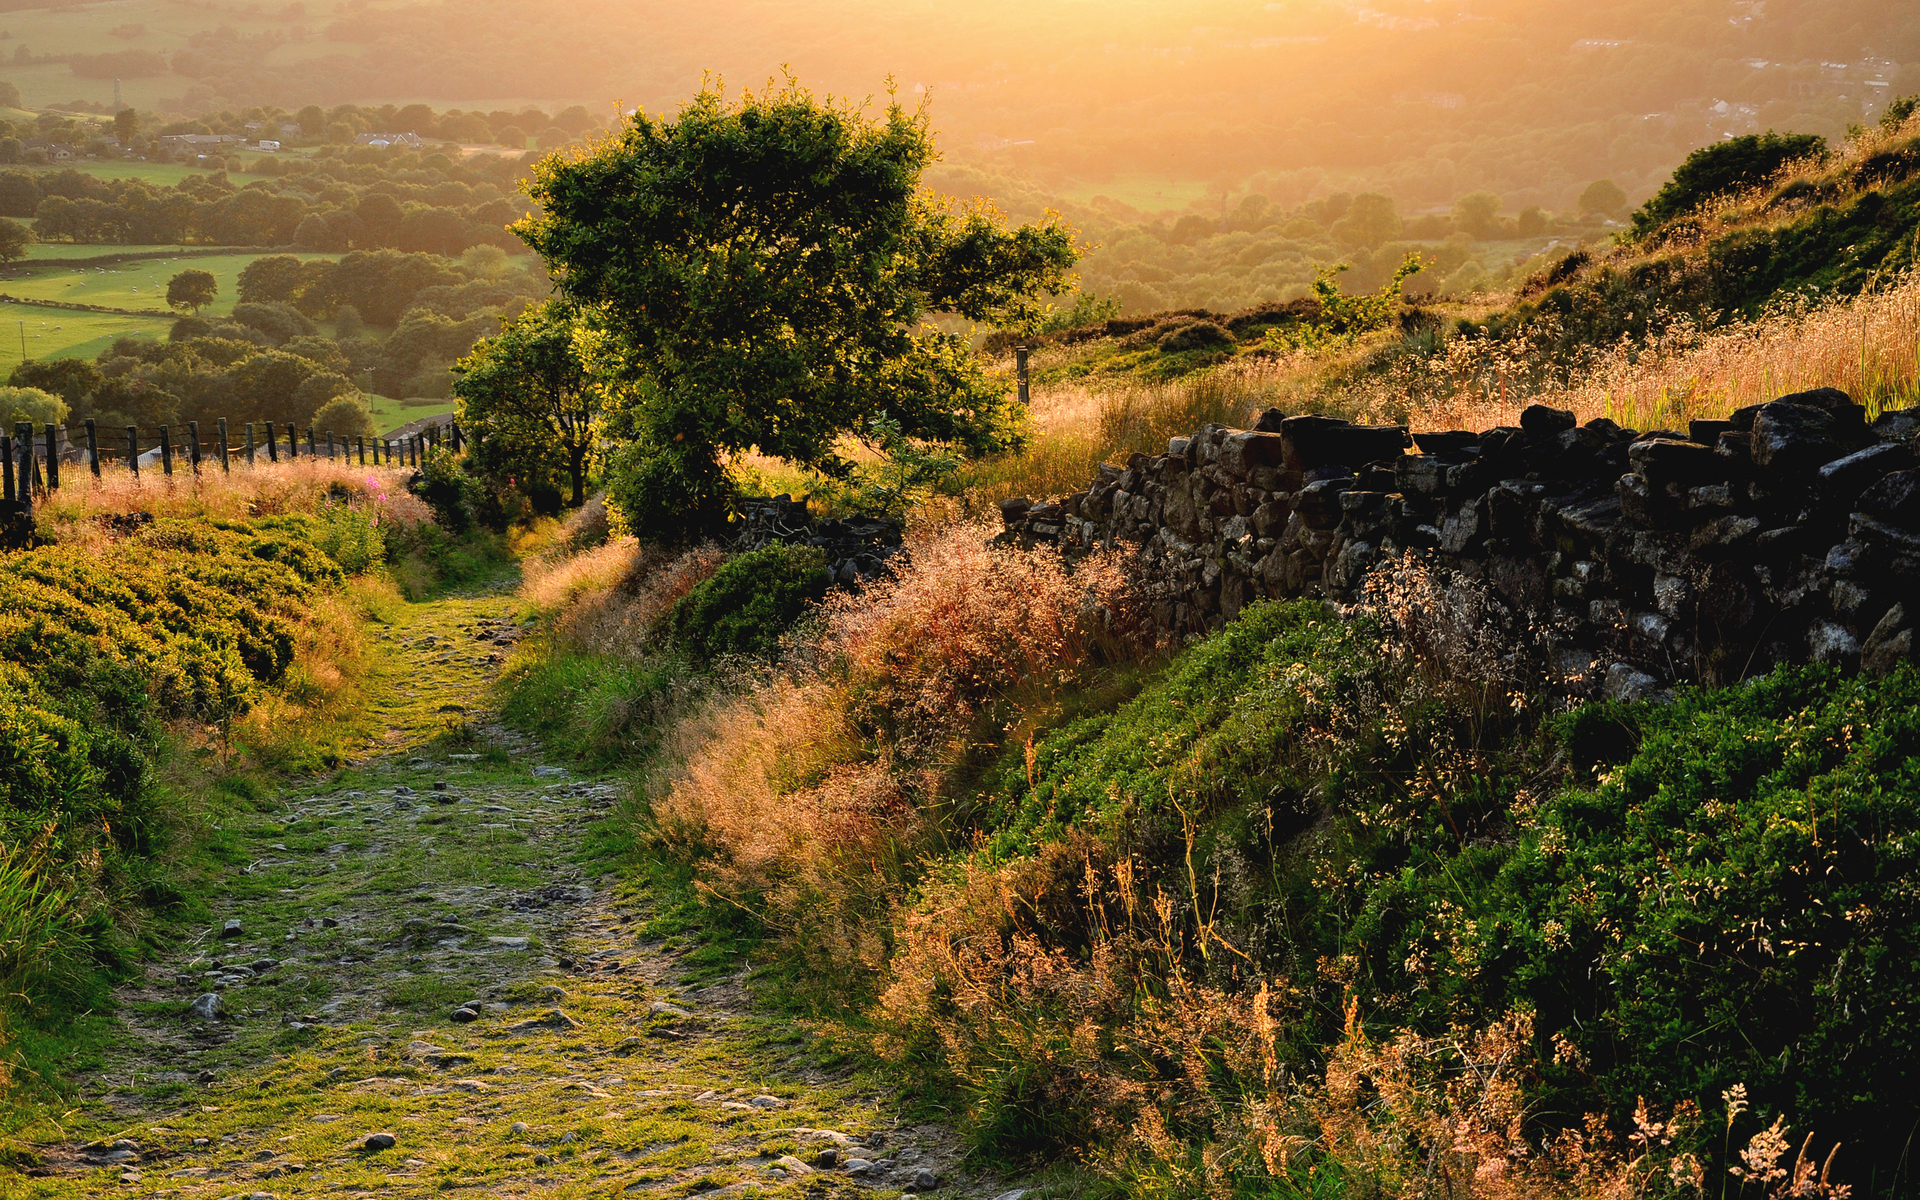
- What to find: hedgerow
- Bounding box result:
[0,511,369,1051]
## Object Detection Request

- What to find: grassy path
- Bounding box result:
[9,573,975,1199]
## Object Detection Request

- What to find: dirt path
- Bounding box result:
[11,576,986,1200]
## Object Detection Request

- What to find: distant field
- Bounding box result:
[18,243,205,262]
[1057,177,1217,216]
[368,392,455,435]
[0,303,169,365]
[3,252,337,318]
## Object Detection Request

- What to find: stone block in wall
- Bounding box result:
[1871,408,1920,443]
[1217,431,1287,478]
[1816,443,1915,510]
[1863,602,1916,676]
[1440,495,1487,554]
[1857,468,1920,527]
[1252,498,1292,538]
[1396,455,1448,496]
[1412,430,1480,460]
[1808,619,1861,668]
[1279,416,1410,477]
[1520,404,1577,435]
[1750,402,1842,474]
[1629,437,1724,488]
[1689,515,1761,556]
[1295,477,1353,529]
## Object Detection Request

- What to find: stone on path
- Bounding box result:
[220,919,243,939]
[362,1132,396,1151]
[188,993,221,1022]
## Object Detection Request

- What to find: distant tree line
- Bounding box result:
[1,148,536,253]
[8,245,548,433]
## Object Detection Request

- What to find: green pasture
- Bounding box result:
[16,242,202,262]
[1057,176,1216,215]
[368,391,456,434]
[2,252,336,317]
[0,302,168,365]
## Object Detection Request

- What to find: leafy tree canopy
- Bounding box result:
[166,267,218,314]
[1631,130,1828,238]
[453,298,605,509]
[514,78,1079,540]
[0,216,29,263]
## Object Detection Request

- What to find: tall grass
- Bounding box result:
[958,358,1296,505]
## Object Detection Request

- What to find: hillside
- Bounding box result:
[3,0,1917,218]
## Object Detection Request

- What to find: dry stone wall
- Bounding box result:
[997,389,1920,698]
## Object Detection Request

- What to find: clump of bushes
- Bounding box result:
[663,543,828,663]
[0,513,374,1066]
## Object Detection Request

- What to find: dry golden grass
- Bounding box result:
[1364,272,1920,434]
[645,522,1143,950]
[35,458,432,543]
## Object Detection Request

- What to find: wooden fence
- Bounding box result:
[0,415,462,521]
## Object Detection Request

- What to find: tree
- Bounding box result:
[1578,178,1628,219]
[0,138,18,165]
[1631,131,1827,239]
[515,79,1078,539]
[114,108,138,145]
[166,268,218,314]
[236,254,311,305]
[1332,192,1401,250]
[0,216,30,264]
[0,385,68,428]
[297,104,326,137]
[1452,191,1504,239]
[356,193,404,248]
[452,299,603,508]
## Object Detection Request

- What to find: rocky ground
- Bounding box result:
[9,575,1017,1200]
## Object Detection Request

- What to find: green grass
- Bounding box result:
[367,392,456,434]
[1055,175,1216,214]
[15,243,206,262]
[12,160,214,188]
[1,252,337,318]
[0,301,170,363]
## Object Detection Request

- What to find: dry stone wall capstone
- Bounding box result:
[996,390,1920,698]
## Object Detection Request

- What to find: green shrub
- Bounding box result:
[1631,130,1829,237]
[663,544,827,663]
[914,602,1920,1185]
[0,514,356,1047]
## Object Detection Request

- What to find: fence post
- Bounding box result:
[15,423,32,515]
[44,423,58,492]
[451,419,461,452]
[218,418,229,472]
[246,422,255,466]
[307,428,316,457]
[2,433,12,503]
[159,425,173,476]
[327,431,335,460]
[357,435,365,465]
[1016,344,1031,406]
[127,426,138,478]
[188,420,201,474]
[283,422,295,459]
[86,418,99,477]
[266,422,278,463]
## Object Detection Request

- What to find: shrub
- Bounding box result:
[1156,319,1234,352]
[663,543,828,664]
[0,508,366,1061]
[1632,130,1830,238]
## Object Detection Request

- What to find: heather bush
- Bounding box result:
[664,543,828,663]
[645,523,1146,973]
[0,508,379,1071]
